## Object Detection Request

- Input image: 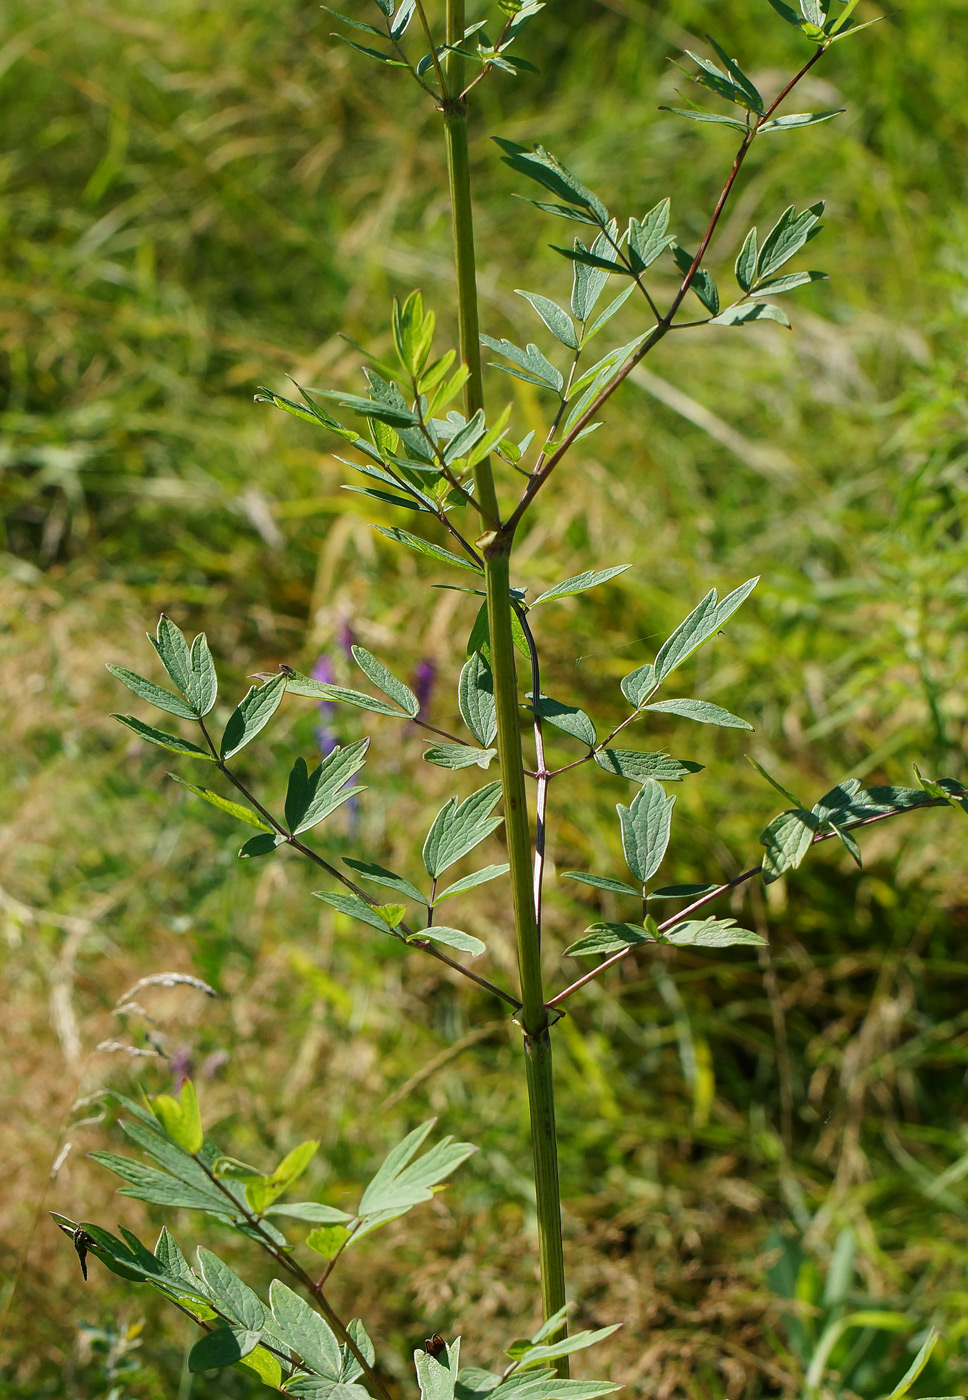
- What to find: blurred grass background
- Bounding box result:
[2,0,968,1395]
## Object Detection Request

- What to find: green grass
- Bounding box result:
[2,0,968,1396]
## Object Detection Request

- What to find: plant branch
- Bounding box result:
[546,796,953,1009]
[193,1157,391,1400]
[195,721,519,1009]
[504,44,829,534]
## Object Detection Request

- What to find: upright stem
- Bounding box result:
[441,0,567,1350]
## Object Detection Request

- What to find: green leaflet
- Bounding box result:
[423,743,498,770]
[493,138,610,225]
[358,1122,476,1216]
[435,864,509,900]
[422,782,504,878]
[660,916,765,947]
[480,335,564,394]
[628,198,674,272]
[189,1326,262,1373]
[505,1323,622,1370]
[113,714,214,761]
[342,857,427,904]
[313,889,406,936]
[372,526,483,573]
[756,201,825,280]
[643,697,752,729]
[617,779,675,884]
[270,1279,342,1380]
[515,290,579,349]
[415,1337,462,1400]
[284,739,370,834]
[170,775,273,831]
[149,1080,203,1154]
[530,565,630,607]
[107,664,198,720]
[221,674,287,760]
[459,652,498,747]
[527,694,596,747]
[561,871,642,897]
[593,749,703,783]
[710,302,791,328]
[197,1247,268,1331]
[570,223,620,323]
[759,808,820,883]
[653,577,758,682]
[244,1139,319,1215]
[565,923,656,956]
[408,925,486,957]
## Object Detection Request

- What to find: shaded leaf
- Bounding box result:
[189,1326,262,1372]
[113,715,214,761]
[107,665,198,720]
[561,871,642,897]
[221,674,287,760]
[424,744,498,770]
[760,808,820,884]
[313,889,405,936]
[459,652,498,747]
[662,916,765,947]
[373,526,483,573]
[515,291,579,349]
[566,922,656,956]
[436,864,509,900]
[285,739,370,834]
[342,857,427,904]
[528,694,596,747]
[594,749,703,783]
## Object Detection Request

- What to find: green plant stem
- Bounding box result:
[442,0,567,1355]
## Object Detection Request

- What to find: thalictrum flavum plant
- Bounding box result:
[59,1,968,1395]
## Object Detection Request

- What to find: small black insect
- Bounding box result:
[72,1226,95,1281]
[279,663,296,677]
[424,1334,447,1359]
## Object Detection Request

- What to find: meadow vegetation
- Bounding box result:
[2,0,968,1396]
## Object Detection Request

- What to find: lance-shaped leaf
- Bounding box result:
[585,284,636,340]
[515,290,578,349]
[494,139,610,225]
[113,715,214,761]
[570,222,620,322]
[644,697,752,729]
[760,808,820,883]
[759,109,844,132]
[480,335,564,393]
[422,782,504,878]
[672,244,720,314]
[170,775,273,830]
[756,202,824,280]
[340,1319,376,1384]
[710,302,791,328]
[566,922,657,956]
[89,1152,231,1212]
[618,779,675,883]
[424,744,498,770]
[494,1382,619,1400]
[342,857,427,904]
[254,385,355,438]
[270,1279,342,1380]
[149,615,193,694]
[221,674,286,760]
[528,695,596,747]
[107,664,198,720]
[436,864,509,901]
[735,227,758,292]
[415,1337,461,1400]
[507,1322,622,1370]
[459,652,497,747]
[285,739,369,834]
[442,409,487,465]
[530,565,630,606]
[189,1327,263,1373]
[359,1121,476,1216]
[284,674,409,717]
[408,925,486,957]
[594,749,703,783]
[680,46,762,112]
[562,871,642,897]
[263,1201,353,1224]
[350,649,416,718]
[239,832,284,859]
[373,526,483,573]
[659,106,749,131]
[653,577,758,682]
[187,633,218,716]
[661,916,765,947]
[754,269,827,296]
[313,889,406,936]
[620,663,656,708]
